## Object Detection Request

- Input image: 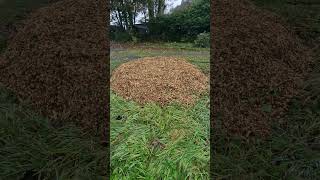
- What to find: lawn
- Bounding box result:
[211,1,320,179]
[110,43,210,179]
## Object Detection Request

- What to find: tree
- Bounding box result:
[111,0,168,27]
[149,0,210,41]
[156,0,166,17]
[147,0,155,20]
[111,0,147,30]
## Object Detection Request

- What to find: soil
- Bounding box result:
[211,0,313,138]
[111,57,208,106]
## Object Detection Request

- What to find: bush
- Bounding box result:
[194,32,210,48]
[111,30,132,42]
[148,0,210,42]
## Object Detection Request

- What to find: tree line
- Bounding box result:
[111,0,167,30]
[111,0,209,43]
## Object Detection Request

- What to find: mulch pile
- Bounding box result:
[211,0,313,137]
[111,57,208,106]
[0,0,108,139]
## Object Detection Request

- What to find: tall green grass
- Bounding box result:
[110,93,210,179]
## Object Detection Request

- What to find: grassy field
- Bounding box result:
[211,1,320,179]
[110,44,210,179]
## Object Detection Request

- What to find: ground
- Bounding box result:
[110,43,210,179]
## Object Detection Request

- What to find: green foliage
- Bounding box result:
[110,0,166,31]
[110,93,209,179]
[148,0,210,42]
[194,32,210,48]
[111,30,133,42]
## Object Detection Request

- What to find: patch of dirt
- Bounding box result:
[0,0,108,139]
[111,57,208,106]
[211,0,313,138]
[149,138,166,150]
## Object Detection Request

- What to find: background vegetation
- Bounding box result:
[110,0,210,47]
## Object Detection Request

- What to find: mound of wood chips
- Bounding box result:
[111,57,208,106]
[211,0,313,137]
[0,0,108,139]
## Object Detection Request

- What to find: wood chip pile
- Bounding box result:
[111,57,208,106]
[211,0,312,137]
[0,0,108,139]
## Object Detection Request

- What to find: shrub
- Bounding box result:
[111,30,132,42]
[194,32,210,48]
[148,0,210,42]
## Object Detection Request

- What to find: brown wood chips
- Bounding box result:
[211,0,313,137]
[111,57,208,106]
[0,0,108,139]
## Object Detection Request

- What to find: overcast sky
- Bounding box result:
[166,0,182,13]
[111,0,182,25]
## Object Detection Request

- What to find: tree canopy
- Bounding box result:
[149,0,210,41]
[110,0,210,42]
[111,0,166,30]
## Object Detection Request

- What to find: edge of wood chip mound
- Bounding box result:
[111,56,209,106]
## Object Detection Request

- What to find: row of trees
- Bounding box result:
[110,0,167,30]
[110,0,209,43]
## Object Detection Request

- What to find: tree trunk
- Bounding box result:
[147,0,154,20]
[157,0,165,17]
[116,9,123,29]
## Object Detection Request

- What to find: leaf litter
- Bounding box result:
[111,57,208,106]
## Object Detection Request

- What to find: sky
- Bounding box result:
[166,0,182,13]
[111,0,182,25]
